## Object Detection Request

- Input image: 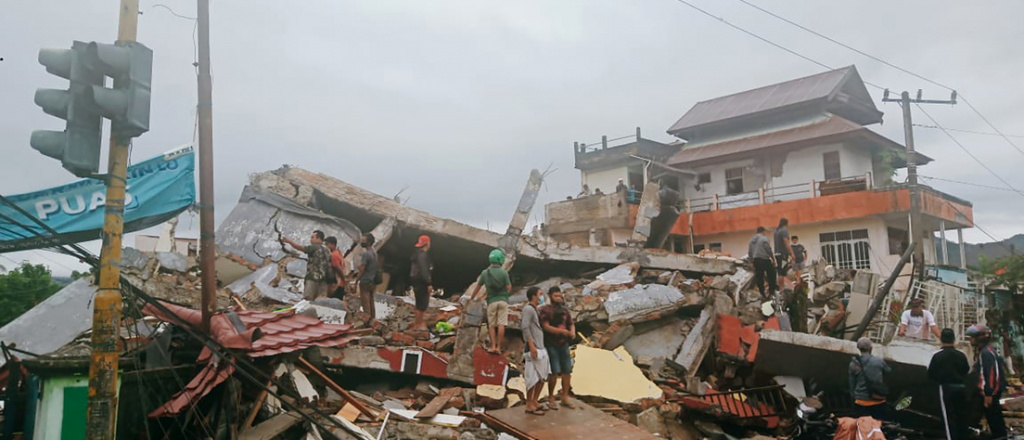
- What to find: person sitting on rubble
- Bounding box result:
[324,236,347,300]
[282,230,332,301]
[616,178,628,193]
[521,286,550,415]
[410,235,434,332]
[965,324,1008,440]
[470,249,512,354]
[577,184,591,198]
[594,188,604,196]
[748,226,777,298]
[898,298,941,340]
[849,337,891,420]
[541,286,576,410]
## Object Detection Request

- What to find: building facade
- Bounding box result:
[545,66,974,275]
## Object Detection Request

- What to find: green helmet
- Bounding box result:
[488,249,505,265]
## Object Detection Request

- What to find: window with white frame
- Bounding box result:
[820,229,871,270]
[725,167,744,195]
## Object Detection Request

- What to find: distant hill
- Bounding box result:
[936,233,1024,269]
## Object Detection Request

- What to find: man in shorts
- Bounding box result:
[409,235,433,331]
[791,235,808,275]
[541,286,576,410]
[471,249,511,354]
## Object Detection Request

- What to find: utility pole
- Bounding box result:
[883,89,957,282]
[86,0,140,438]
[197,0,218,331]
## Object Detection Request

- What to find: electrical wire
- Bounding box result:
[151,3,197,21]
[919,175,1022,193]
[913,124,1024,139]
[941,199,1014,255]
[733,0,1024,160]
[913,104,1024,198]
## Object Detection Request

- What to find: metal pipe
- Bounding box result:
[197,0,218,332]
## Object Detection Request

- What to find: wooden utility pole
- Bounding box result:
[883,89,956,281]
[85,0,139,438]
[197,0,218,331]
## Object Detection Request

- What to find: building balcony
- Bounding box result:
[544,176,973,241]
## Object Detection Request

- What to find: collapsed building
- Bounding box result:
[0,65,1020,440]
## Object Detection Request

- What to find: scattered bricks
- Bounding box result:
[388,331,416,346]
[447,396,466,410]
[637,406,669,437]
[416,340,436,350]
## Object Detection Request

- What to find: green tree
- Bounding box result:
[0,263,64,327]
[980,254,1024,294]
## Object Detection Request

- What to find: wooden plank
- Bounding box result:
[336,403,360,422]
[297,356,377,420]
[241,381,273,432]
[415,388,460,419]
[239,411,303,440]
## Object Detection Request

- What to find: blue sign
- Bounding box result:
[0,146,196,252]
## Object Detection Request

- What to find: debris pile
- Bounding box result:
[0,167,1020,440]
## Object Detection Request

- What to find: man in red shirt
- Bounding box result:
[325,236,347,299]
[540,286,576,410]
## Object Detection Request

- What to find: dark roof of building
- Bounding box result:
[667,66,882,140]
[667,115,931,167]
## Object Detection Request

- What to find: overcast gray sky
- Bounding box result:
[2,0,1022,275]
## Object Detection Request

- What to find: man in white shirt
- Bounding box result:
[898,298,941,340]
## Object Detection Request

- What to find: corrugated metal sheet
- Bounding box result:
[667,67,853,136]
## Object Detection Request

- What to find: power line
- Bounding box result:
[920,175,1023,193]
[941,199,1013,255]
[913,124,1024,138]
[667,0,890,90]
[913,104,1024,198]
[733,0,1024,160]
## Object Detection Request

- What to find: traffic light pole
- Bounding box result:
[85,0,139,437]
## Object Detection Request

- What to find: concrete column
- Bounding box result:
[629,182,662,247]
[758,187,766,205]
[958,228,967,269]
[940,220,948,265]
[810,180,817,198]
[712,194,719,211]
[499,169,544,271]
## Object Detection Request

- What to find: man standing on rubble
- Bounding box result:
[929,328,970,440]
[791,235,808,276]
[325,236,347,299]
[282,230,332,301]
[470,249,512,354]
[521,287,550,415]
[965,325,1008,440]
[898,298,941,340]
[541,286,576,410]
[354,233,379,326]
[774,218,795,287]
[849,337,891,420]
[410,235,433,332]
[748,226,777,298]
[616,178,628,194]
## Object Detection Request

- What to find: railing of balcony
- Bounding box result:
[683,172,874,212]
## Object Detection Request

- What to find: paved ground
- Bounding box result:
[487,398,658,440]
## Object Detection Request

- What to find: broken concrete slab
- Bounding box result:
[155,251,190,273]
[596,263,639,285]
[604,284,685,323]
[622,317,689,363]
[573,345,662,403]
[673,309,716,378]
[487,397,660,440]
[0,279,96,366]
[637,406,669,437]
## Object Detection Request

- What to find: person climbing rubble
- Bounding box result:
[470,249,512,354]
[966,324,1008,440]
[521,286,550,415]
[325,236,347,300]
[748,226,777,298]
[410,234,434,332]
[849,337,891,420]
[282,230,331,301]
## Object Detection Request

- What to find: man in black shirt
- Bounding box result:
[929,328,970,440]
[774,218,795,287]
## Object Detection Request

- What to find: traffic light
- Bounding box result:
[31,41,104,178]
[30,40,152,177]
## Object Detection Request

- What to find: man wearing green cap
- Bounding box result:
[471,249,512,354]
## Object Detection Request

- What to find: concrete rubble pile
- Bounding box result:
[1,167,1022,440]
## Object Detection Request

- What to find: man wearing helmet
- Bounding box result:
[966,325,1008,440]
[471,249,512,354]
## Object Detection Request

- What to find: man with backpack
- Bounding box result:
[849,337,891,420]
[470,249,512,354]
